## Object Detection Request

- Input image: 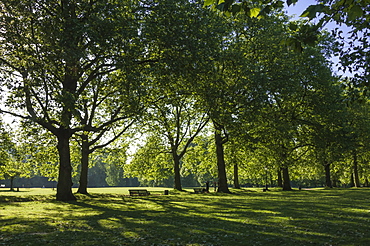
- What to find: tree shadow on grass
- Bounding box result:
[1,189,370,245]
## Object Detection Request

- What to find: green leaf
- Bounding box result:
[288,22,298,31]
[231,4,241,14]
[287,0,298,6]
[258,5,271,17]
[300,4,326,19]
[223,0,233,11]
[224,11,232,17]
[249,8,261,18]
[272,1,284,8]
[216,2,225,11]
[347,5,363,21]
[204,0,215,7]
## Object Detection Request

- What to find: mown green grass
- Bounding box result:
[1,187,370,246]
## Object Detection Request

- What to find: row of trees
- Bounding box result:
[0,0,369,200]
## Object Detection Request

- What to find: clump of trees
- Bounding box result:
[1,0,369,201]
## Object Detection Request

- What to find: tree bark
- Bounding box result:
[77,134,89,194]
[324,162,332,188]
[10,177,14,191]
[282,167,292,191]
[233,164,241,189]
[352,150,360,187]
[350,172,355,187]
[56,131,76,201]
[173,154,182,191]
[277,168,283,188]
[214,125,230,193]
[332,176,338,187]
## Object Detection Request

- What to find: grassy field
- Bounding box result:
[1,187,370,246]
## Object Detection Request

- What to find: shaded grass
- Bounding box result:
[1,188,370,245]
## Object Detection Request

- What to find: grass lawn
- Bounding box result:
[1,187,370,246]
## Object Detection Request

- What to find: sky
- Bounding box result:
[284,0,351,77]
[285,0,350,31]
[285,0,316,18]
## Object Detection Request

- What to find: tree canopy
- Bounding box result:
[1,0,370,199]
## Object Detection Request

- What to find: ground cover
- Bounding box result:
[1,187,369,246]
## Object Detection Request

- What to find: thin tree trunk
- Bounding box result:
[270,172,274,187]
[282,167,292,191]
[324,162,332,188]
[173,154,182,191]
[77,134,89,194]
[10,177,14,191]
[277,168,283,188]
[214,125,230,193]
[233,164,241,189]
[350,173,355,187]
[56,131,76,201]
[352,150,360,187]
[332,176,338,187]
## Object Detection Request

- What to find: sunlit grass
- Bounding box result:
[1,188,370,245]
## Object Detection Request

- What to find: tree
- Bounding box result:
[0,124,34,190]
[0,0,143,201]
[299,1,370,87]
[125,134,173,187]
[182,133,218,187]
[73,64,146,194]
[19,122,72,183]
[0,119,11,169]
[75,125,133,194]
[225,12,342,190]
[307,93,349,188]
[224,138,261,189]
[339,80,370,187]
[205,0,370,89]
[141,95,209,191]
[137,0,230,191]
[211,121,231,192]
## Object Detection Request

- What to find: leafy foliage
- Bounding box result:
[1,0,370,197]
[125,134,173,186]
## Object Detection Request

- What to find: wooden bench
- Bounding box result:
[193,188,204,194]
[129,189,150,196]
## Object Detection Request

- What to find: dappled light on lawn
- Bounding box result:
[1,188,370,245]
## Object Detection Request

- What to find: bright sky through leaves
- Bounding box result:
[285,0,352,77]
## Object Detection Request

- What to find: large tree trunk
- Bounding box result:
[352,150,360,187]
[324,162,332,188]
[173,154,182,191]
[277,168,283,188]
[282,167,292,191]
[77,134,89,194]
[233,164,240,189]
[214,126,230,193]
[56,131,76,201]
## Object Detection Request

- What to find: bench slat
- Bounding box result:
[129,189,150,196]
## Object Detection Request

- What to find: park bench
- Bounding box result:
[129,189,150,196]
[193,188,204,194]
